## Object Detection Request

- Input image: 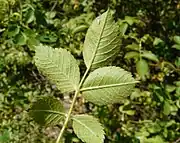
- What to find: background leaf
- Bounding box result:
[29,96,65,126]
[24,8,35,24]
[119,23,128,35]
[81,66,136,105]
[173,36,180,44]
[13,32,27,45]
[163,100,171,115]
[35,45,80,93]
[83,10,121,69]
[124,51,139,60]
[125,43,139,51]
[172,44,180,50]
[136,59,149,79]
[141,51,159,62]
[0,130,10,143]
[72,115,104,143]
[7,25,20,37]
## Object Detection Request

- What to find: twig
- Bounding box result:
[173,138,180,143]
[51,0,58,12]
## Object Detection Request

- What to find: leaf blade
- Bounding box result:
[124,51,139,60]
[29,96,65,126]
[34,45,80,93]
[83,10,121,69]
[72,115,104,143]
[141,51,159,62]
[136,59,149,78]
[173,36,180,44]
[82,66,136,105]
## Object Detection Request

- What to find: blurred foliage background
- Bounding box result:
[0,0,179,143]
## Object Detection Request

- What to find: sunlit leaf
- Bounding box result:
[136,59,149,78]
[163,100,171,115]
[125,43,139,51]
[141,51,159,62]
[172,44,180,50]
[72,115,104,143]
[124,51,139,59]
[124,16,137,25]
[14,32,27,45]
[173,36,180,44]
[119,22,128,35]
[81,66,136,105]
[25,8,35,24]
[83,10,121,69]
[34,45,80,93]
[153,37,164,46]
[124,110,135,116]
[72,25,88,34]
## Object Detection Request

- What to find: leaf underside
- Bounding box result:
[82,66,136,105]
[35,45,80,93]
[72,115,105,143]
[29,96,65,126]
[83,10,121,69]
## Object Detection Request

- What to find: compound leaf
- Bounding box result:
[35,45,80,93]
[29,96,65,126]
[81,66,136,105]
[72,115,104,143]
[83,10,121,69]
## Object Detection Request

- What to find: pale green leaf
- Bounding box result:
[124,51,139,59]
[124,110,135,116]
[29,96,65,126]
[172,44,180,50]
[124,16,137,25]
[72,25,88,34]
[35,45,80,93]
[136,59,149,78]
[81,66,136,105]
[14,32,27,45]
[165,85,176,93]
[153,37,164,46]
[125,43,139,51]
[141,51,159,62]
[119,23,128,35]
[72,115,104,143]
[173,36,180,44]
[144,136,166,143]
[175,57,180,67]
[163,100,171,115]
[83,10,121,69]
[25,8,35,24]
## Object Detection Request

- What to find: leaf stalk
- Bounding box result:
[56,68,90,143]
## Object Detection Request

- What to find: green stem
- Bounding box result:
[139,40,142,60]
[18,0,22,22]
[56,90,79,143]
[51,0,58,12]
[56,68,90,143]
